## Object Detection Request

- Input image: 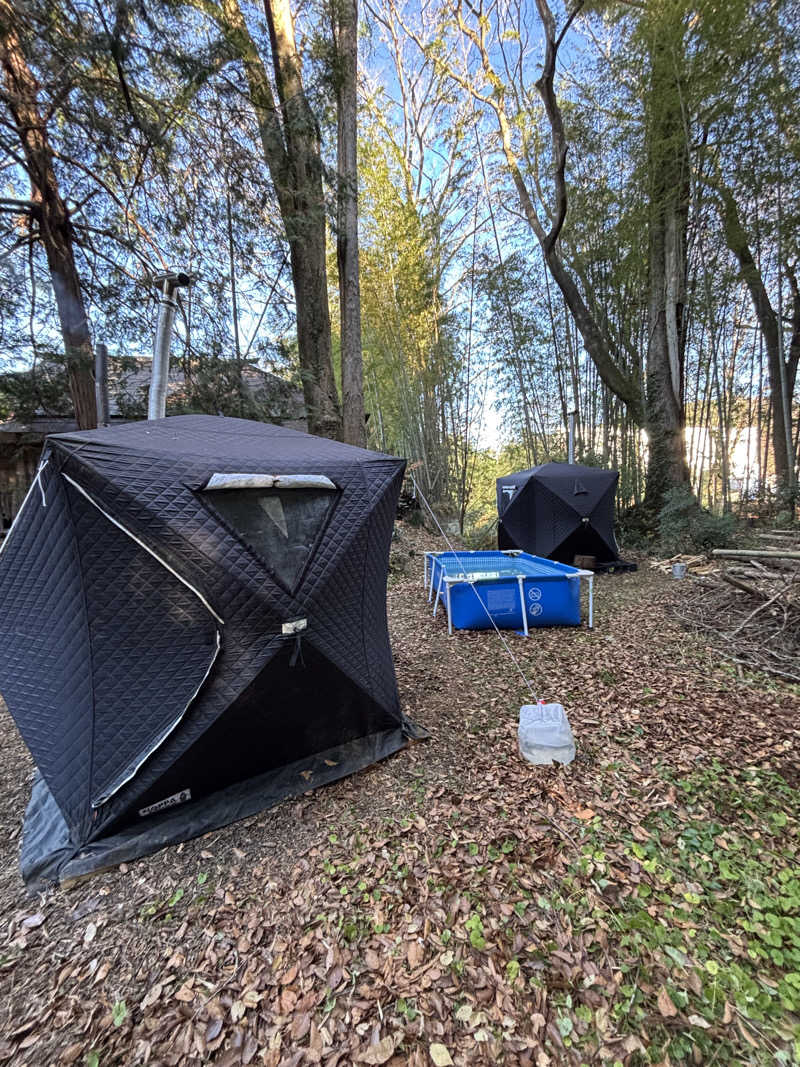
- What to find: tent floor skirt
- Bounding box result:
[20,726,407,892]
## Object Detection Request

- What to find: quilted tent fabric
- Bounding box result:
[0,415,413,888]
[496,462,620,563]
[0,465,94,840]
[64,481,221,808]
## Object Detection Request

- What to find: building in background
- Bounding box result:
[0,357,306,525]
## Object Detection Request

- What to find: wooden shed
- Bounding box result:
[0,418,83,529]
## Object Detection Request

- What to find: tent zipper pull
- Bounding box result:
[288,632,305,668]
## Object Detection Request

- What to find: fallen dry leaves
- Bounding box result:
[657,987,678,1019]
[0,523,797,1065]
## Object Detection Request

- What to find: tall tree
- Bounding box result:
[360,0,480,501]
[694,0,800,496]
[0,0,97,428]
[399,0,700,514]
[332,0,366,446]
[186,0,342,438]
[716,183,799,492]
[640,1,692,506]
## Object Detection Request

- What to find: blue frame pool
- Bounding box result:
[424,550,593,635]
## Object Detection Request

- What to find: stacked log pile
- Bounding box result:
[658,533,800,683]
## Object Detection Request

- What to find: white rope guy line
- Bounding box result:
[0,457,49,558]
[410,476,538,704]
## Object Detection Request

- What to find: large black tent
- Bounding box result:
[0,416,417,888]
[497,462,621,565]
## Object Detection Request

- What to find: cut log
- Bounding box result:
[749,561,789,580]
[719,572,769,599]
[712,549,800,561]
[728,568,786,580]
[573,554,596,570]
[649,554,705,571]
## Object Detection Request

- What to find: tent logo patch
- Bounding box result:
[139,789,191,817]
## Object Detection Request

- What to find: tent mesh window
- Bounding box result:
[203,486,337,591]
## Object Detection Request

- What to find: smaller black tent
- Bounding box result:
[497,462,621,565]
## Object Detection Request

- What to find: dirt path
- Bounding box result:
[1,526,798,1065]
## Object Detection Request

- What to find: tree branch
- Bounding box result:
[534,0,584,253]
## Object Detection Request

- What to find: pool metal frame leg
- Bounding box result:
[445,581,453,635]
[433,571,444,616]
[428,566,436,603]
[517,575,528,637]
[426,553,438,602]
[566,569,594,630]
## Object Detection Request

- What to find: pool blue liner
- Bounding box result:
[424,550,593,634]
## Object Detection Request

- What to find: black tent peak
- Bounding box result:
[0,415,418,889]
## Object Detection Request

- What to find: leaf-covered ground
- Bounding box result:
[1,523,799,1066]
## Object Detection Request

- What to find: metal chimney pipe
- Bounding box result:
[95,342,109,427]
[567,410,577,464]
[148,271,191,421]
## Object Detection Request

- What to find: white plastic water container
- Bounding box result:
[518,702,575,765]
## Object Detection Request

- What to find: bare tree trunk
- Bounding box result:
[332,0,366,446]
[0,1,97,429]
[265,0,341,439]
[717,183,799,489]
[786,266,800,481]
[211,0,341,438]
[225,185,244,416]
[643,33,690,511]
[333,0,366,447]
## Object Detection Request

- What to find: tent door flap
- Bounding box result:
[91,630,221,809]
